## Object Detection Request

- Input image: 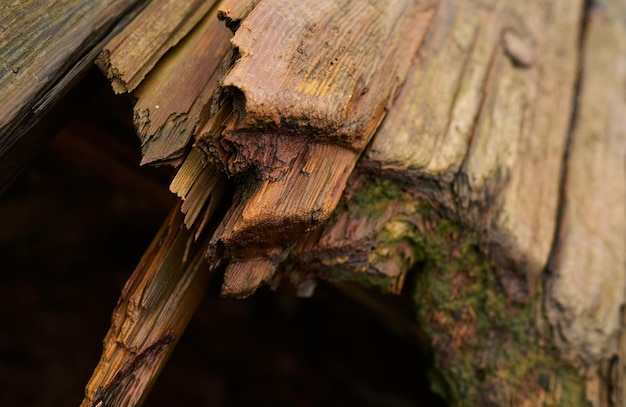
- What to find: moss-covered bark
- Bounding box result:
[315,178,588,406]
[411,219,585,406]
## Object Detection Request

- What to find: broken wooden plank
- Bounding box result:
[130,5,233,166]
[364,0,583,302]
[545,0,626,382]
[0,0,148,192]
[82,207,214,407]
[197,0,436,178]
[96,0,218,94]
[198,0,435,297]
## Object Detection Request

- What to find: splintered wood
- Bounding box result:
[201,0,435,296]
[78,0,626,404]
[82,208,213,407]
[96,0,219,94]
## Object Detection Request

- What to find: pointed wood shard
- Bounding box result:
[82,207,214,407]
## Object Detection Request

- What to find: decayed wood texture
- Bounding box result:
[290,181,417,295]
[96,0,217,94]
[0,0,147,192]
[199,0,435,178]
[545,3,626,403]
[201,0,435,296]
[364,0,582,302]
[82,207,214,407]
[217,0,262,31]
[131,6,233,165]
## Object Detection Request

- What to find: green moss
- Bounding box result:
[339,178,404,219]
[411,219,586,406]
[323,178,586,405]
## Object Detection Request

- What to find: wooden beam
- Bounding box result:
[0,0,147,192]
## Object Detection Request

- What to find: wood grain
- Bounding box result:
[546,1,626,370]
[364,0,583,301]
[132,7,233,165]
[0,0,147,191]
[198,0,435,178]
[96,0,218,94]
[82,207,213,407]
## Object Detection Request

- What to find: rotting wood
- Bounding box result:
[0,0,148,192]
[131,6,233,166]
[363,0,583,302]
[81,206,215,407]
[200,0,435,296]
[217,0,262,31]
[198,0,436,178]
[68,0,626,404]
[96,0,218,94]
[544,3,626,405]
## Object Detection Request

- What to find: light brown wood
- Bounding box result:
[545,3,626,403]
[197,0,436,178]
[364,0,583,302]
[96,0,218,94]
[217,0,262,31]
[81,207,214,407]
[222,257,278,298]
[132,6,233,166]
[170,147,228,232]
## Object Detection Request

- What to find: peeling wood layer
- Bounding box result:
[81,207,214,407]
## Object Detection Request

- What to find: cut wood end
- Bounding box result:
[221,257,278,298]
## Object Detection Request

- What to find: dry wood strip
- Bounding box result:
[132,6,233,166]
[82,207,214,407]
[96,0,218,94]
[0,0,147,191]
[364,0,583,302]
[209,144,357,259]
[170,148,229,231]
[546,0,626,376]
[221,257,279,298]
